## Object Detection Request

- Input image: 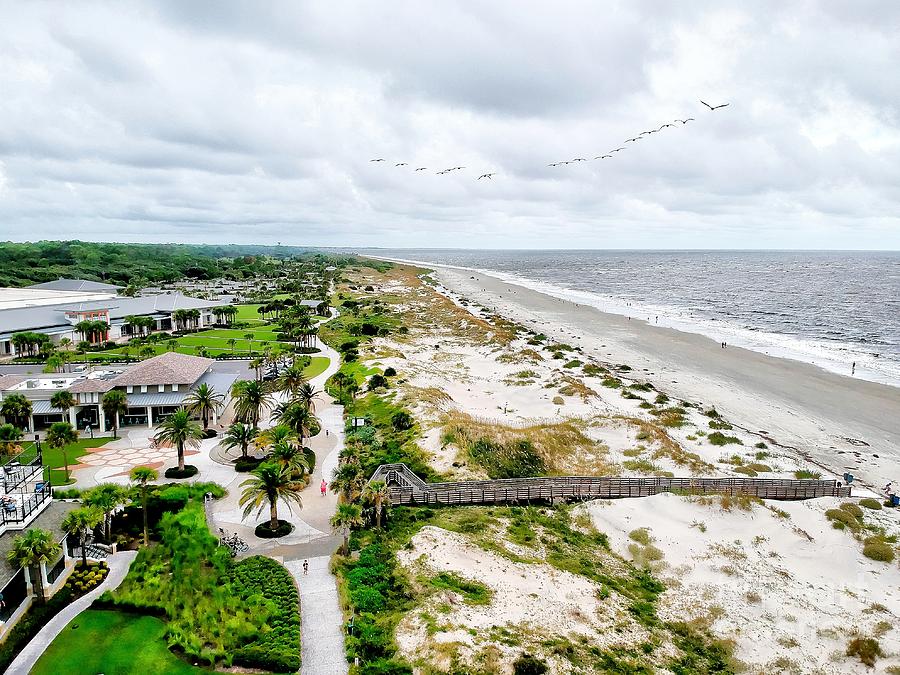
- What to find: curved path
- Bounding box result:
[6,550,138,675]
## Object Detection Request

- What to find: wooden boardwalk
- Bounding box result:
[369,463,851,506]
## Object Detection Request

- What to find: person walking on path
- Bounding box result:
[852,361,856,375]
[321,479,327,496]
[303,559,309,575]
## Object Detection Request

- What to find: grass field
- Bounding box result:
[86,327,288,360]
[31,609,205,675]
[303,356,330,379]
[42,437,112,485]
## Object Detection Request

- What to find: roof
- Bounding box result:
[68,376,119,394]
[0,375,25,391]
[0,288,117,312]
[109,352,213,387]
[30,400,58,415]
[125,392,187,407]
[195,370,239,395]
[0,501,78,588]
[0,293,225,338]
[29,279,123,292]
[299,299,326,308]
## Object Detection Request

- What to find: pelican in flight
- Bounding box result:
[657,123,675,130]
[625,137,641,143]
[452,166,465,171]
[700,100,729,111]
[611,147,626,153]
[570,157,587,162]
[369,158,385,162]
[414,167,428,171]
[478,173,496,180]
[395,162,408,166]
[675,118,695,124]
[593,154,612,160]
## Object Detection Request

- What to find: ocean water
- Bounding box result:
[358,249,900,387]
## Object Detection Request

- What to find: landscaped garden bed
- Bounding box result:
[97,499,301,671]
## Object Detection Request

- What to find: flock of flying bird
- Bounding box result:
[368,99,729,181]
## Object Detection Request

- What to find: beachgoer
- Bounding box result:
[321,479,327,496]
[851,361,856,375]
[303,559,309,576]
[326,429,329,437]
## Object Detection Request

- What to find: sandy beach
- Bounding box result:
[427,265,900,490]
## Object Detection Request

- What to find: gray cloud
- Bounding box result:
[0,0,898,249]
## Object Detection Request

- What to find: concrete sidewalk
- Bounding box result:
[6,550,137,674]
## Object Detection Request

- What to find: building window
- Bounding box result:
[140,385,147,393]
[126,385,133,394]
[158,384,164,393]
[172,384,179,392]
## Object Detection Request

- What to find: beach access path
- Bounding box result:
[435,266,900,489]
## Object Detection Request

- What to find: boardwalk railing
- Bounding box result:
[369,463,851,506]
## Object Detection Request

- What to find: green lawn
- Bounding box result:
[43,437,111,485]
[304,356,330,379]
[32,609,205,675]
[86,326,288,361]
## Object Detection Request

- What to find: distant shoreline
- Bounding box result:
[361,253,900,389]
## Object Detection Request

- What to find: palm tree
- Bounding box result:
[363,480,391,528]
[228,338,237,354]
[276,362,307,397]
[50,390,76,423]
[239,462,304,531]
[256,424,296,450]
[7,528,61,602]
[153,409,202,473]
[274,401,317,447]
[84,483,128,541]
[222,422,259,460]
[184,382,223,431]
[330,372,348,398]
[331,503,364,555]
[232,380,273,428]
[331,459,367,502]
[244,333,255,357]
[45,421,78,483]
[101,389,128,438]
[248,357,264,381]
[129,466,159,546]
[62,506,103,567]
[268,441,310,478]
[295,381,321,414]
[1,393,32,430]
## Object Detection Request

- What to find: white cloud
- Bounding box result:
[0,1,898,248]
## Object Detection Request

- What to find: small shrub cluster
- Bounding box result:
[862,539,895,563]
[255,519,293,538]
[846,636,883,667]
[430,572,492,605]
[163,465,198,479]
[794,469,822,479]
[229,556,301,672]
[513,653,549,675]
[707,432,742,446]
[234,455,265,472]
[825,507,862,531]
[69,562,109,594]
[859,498,882,510]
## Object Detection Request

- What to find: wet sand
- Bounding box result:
[431,265,900,489]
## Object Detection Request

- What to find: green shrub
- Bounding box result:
[255,519,293,538]
[746,463,771,473]
[708,420,733,430]
[846,636,883,667]
[163,465,198,479]
[754,442,767,449]
[862,540,895,563]
[839,502,863,519]
[513,653,548,675]
[860,498,882,511]
[794,469,821,479]
[825,508,861,531]
[234,456,264,472]
[391,411,413,431]
[707,432,742,446]
[734,466,757,477]
[430,572,492,605]
[601,377,622,388]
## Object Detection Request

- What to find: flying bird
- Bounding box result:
[414,167,428,171]
[657,123,675,130]
[477,173,496,180]
[570,158,587,162]
[594,154,613,160]
[675,118,695,124]
[395,162,408,166]
[700,100,729,111]
[625,137,641,143]
[548,162,563,167]
[369,158,385,162]
[452,166,465,171]
[611,147,626,153]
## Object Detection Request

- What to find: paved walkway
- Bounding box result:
[286,556,349,675]
[6,550,138,674]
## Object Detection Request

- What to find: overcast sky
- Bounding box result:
[1,1,899,249]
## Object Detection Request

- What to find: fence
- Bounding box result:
[369,463,852,506]
[2,443,43,494]
[1,482,52,525]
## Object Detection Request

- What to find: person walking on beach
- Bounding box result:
[851,361,856,375]
[321,479,327,496]
[303,559,309,576]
